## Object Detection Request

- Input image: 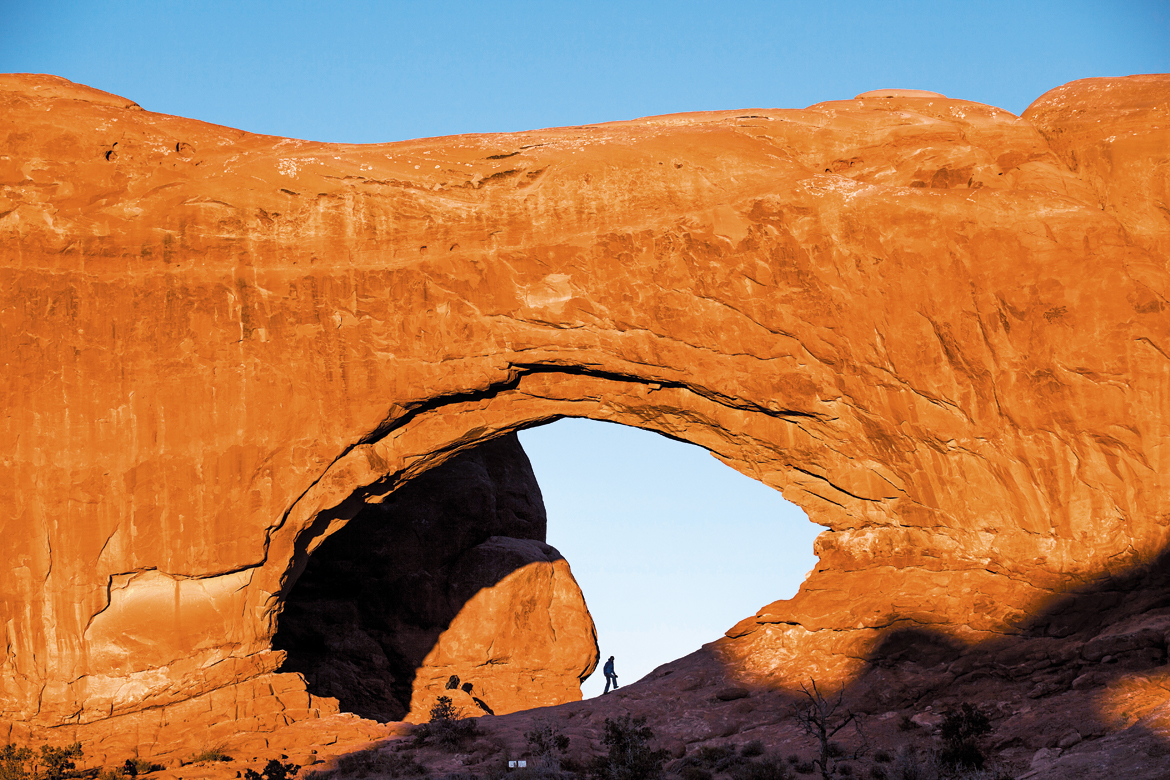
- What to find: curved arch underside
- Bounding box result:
[1,73,1168,740]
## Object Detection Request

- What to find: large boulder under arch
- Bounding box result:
[1,72,1168,756]
[272,431,598,723]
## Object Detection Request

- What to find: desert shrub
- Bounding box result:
[244,759,300,780]
[678,743,746,775]
[590,714,670,780]
[693,745,735,766]
[430,695,459,722]
[785,755,800,765]
[868,765,886,780]
[0,744,88,780]
[729,756,791,780]
[526,722,571,770]
[36,744,84,780]
[680,744,787,780]
[938,704,990,770]
[836,763,853,776]
[0,744,89,780]
[897,716,918,732]
[717,755,747,773]
[0,744,33,780]
[124,758,164,777]
[740,741,765,758]
[889,747,936,780]
[793,761,815,775]
[327,747,423,779]
[414,696,479,749]
[190,745,233,763]
[482,763,576,780]
[873,750,892,764]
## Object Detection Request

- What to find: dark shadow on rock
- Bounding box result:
[866,627,966,670]
[834,547,1170,773]
[568,546,1170,778]
[854,548,1170,707]
[272,432,553,721]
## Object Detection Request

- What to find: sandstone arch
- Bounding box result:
[1,73,1168,750]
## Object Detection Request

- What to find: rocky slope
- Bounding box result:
[1,72,1168,773]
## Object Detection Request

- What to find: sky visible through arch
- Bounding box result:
[520,419,818,698]
[2,0,1166,701]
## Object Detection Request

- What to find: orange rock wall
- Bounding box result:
[1,73,1168,736]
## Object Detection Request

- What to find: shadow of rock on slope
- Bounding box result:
[272,432,599,722]
[372,544,1170,779]
[840,547,1170,775]
[614,545,1170,776]
[856,546,1170,710]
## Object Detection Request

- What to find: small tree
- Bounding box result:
[429,696,460,723]
[414,695,478,749]
[0,745,33,780]
[591,714,669,780]
[938,703,991,769]
[790,680,860,780]
[36,745,83,780]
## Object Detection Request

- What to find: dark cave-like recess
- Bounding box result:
[272,432,550,721]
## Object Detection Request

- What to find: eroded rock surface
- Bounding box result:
[1,73,1168,766]
[273,433,597,721]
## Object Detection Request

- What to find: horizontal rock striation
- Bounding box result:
[1,72,1168,749]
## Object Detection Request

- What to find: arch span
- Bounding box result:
[2,73,1169,750]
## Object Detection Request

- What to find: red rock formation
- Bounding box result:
[273,433,597,722]
[404,535,597,723]
[1,72,1168,760]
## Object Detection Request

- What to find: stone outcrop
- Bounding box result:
[1,71,1168,756]
[273,433,598,722]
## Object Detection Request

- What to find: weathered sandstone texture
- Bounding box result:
[273,432,598,722]
[1,72,1168,752]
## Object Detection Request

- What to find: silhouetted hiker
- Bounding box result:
[603,655,619,693]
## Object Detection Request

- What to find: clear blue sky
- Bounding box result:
[3,1,1166,699]
[3,1,1166,144]
[521,420,816,699]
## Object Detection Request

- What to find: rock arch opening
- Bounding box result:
[272,417,822,721]
[520,418,823,699]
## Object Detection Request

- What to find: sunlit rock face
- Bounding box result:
[272,433,598,722]
[1,72,1168,751]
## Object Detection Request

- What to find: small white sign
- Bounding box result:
[507,760,528,769]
